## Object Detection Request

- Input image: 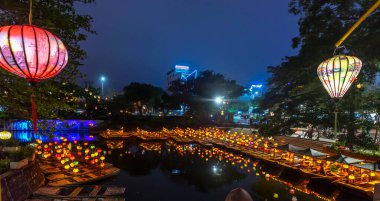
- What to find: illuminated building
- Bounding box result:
[249,84,263,98]
[165,65,198,116]
[166,65,198,90]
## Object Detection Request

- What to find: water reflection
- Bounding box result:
[12,131,96,143]
[101,139,324,201]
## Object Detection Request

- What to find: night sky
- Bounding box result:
[77,0,299,93]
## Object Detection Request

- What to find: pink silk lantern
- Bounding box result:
[0,25,68,133]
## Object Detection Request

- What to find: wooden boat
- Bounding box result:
[47,166,120,187]
[46,163,114,181]
[33,185,125,199]
[100,129,132,139]
[27,198,125,201]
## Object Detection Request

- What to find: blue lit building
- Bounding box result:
[166,65,198,90]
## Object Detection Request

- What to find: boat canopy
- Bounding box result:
[325,154,364,164]
[277,143,328,157]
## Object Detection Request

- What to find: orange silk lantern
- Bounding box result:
[0,25,68,133]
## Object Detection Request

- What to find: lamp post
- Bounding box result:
[215,96,223,105]
[100,76,106,97]
[214,96,224,124]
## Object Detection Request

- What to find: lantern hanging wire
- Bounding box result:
[29,0,33,25]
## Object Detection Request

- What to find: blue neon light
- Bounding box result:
[249,84,263,92]
[180,70,198,81]
[11,131,97,143]
[10,120,97,131]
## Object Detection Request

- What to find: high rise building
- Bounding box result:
[166,65,198,90]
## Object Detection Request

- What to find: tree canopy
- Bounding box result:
[170,70,244,119]
[263,0,380,140]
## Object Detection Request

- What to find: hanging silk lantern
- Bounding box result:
[317,55,362,98]
[0,25,68,81]
[0,25,68,133]
[0,131,12,140]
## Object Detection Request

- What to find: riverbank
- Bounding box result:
[1,160,45,201]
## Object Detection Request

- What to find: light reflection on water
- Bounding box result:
[13,135,368,201]
[12,131,96,143]
[98,139,324,201]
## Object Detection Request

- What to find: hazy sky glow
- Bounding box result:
[77,0,299,92]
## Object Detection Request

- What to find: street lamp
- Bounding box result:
[100,76,106,97]
[215,96,223,105]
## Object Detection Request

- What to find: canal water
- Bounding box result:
[13,132,370,201]
[97,138,322,201]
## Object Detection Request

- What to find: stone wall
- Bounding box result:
[1,161,45,201]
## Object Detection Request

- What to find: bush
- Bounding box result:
[22,145,36,158]
[0,160,9,173]
[1,138,20,147]
[7,150,25,162]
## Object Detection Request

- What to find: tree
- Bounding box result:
[169,70,244,121]
[122,82,165,116]
[263,1,380,141]
[161,92,181,116]
[0,0,95,119]
[360,87,380,142]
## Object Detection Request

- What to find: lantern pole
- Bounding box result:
[335,0,380,47]
[30,82,38,134]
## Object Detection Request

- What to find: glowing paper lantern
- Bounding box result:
[317,55,362,98]
[0,25,68,133]
[0,131,12,140]
[0,25,68,81]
